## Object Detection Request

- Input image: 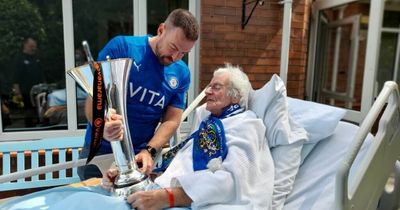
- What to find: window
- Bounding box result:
[72,0,133,129]
[377,10,400,95]
[0,0,65,132]
[0,0,199,140]
[307,0,388,123]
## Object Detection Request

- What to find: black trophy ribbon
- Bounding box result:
[82,40,106,164]
[87,61,106,164]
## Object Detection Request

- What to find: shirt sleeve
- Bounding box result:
[168,64,190,110]
[97,36,128,61]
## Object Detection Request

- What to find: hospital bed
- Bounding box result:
[0,79,399,210]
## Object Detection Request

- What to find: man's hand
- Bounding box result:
[135,150,155,175]
[100,167,118,191]
[127,189,168,210]
[103,109,124,141]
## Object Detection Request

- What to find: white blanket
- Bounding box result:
[155,109,275,210]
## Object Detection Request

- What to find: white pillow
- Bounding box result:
[249,74,308,209]
[287,97,346,144]
[270,141,303,210]
[287,97,346,165]
[249,74,308,148]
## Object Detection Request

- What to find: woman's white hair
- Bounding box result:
[213,63,252,109]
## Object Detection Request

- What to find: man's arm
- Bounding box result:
[137,105,183,174]
[149,105,182,149]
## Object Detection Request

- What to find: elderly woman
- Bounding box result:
[103,64,275,210]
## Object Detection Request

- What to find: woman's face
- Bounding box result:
[205,73,238,116]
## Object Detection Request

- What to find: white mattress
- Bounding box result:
[283,121,373,210]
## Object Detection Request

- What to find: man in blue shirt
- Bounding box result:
[78,8,199,180]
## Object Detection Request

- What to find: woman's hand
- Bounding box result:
[100,167,118,191]
[127,189,168,210]
[103,109,124,141]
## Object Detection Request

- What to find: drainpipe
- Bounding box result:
[279,0,293,85]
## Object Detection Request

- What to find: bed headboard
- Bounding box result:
[335,81,400,210]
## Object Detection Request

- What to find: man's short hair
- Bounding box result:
[165,8,199,41]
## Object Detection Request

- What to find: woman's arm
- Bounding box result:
[127,187,192,210]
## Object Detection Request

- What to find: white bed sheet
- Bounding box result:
[283,121,373,210]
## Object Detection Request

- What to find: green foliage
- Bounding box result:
[0,0,46,64]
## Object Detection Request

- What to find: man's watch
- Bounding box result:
[145,145,157,159]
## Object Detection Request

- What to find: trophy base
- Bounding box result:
[112,169,152,198]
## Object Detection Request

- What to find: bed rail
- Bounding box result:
[335,81,400,210]
[0,136,113,192]
[0,137,83,191]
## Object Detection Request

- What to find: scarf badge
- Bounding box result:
[198,123,220,157]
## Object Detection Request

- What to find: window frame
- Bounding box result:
[306,0,385,123]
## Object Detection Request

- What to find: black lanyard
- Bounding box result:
[88,61,106,164]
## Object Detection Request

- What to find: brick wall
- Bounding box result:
[200,0,311,98]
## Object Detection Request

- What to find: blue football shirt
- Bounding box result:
[84,35,190,153]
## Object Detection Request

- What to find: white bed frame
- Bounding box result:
[0,81,399,210]
[336,81,400,210]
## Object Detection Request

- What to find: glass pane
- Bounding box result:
[0,0,65,131]
[382,7,400,28]
[313,2,370,111]
[147,0,189,35]
[147,0,189,64]
[378,6,400,94]
[72,0,133,129]
[377,32,398,91]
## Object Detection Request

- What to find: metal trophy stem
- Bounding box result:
[67,42,151,198]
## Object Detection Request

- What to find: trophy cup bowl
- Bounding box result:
[67,58,151,198]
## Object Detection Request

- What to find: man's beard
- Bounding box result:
[155,42,173,66]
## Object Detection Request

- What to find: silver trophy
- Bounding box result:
[67,42,151,198]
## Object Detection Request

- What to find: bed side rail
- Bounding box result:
[0,137,113,191]
[335,81,400,210]
[171,89,206,146]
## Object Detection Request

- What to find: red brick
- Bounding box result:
[202,15,226,24]
[224,32,246,41]
[225,0,242,7]
[202,6,213,15]
[200,0,311,99]
[202,32,225,40]
[214,7,237,16]
[214,24,235,32]
[225,16,242,24]
[201,57,229,64]
[202,0,225,7]
[223,49,245,57]
[201,40,215,49]
[256,58,280,65]
[214,41,237,49]
[201,24,214,33]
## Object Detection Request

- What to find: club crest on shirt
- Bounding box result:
[168,76,178,89]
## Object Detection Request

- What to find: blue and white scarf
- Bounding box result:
[155,104,244,172]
